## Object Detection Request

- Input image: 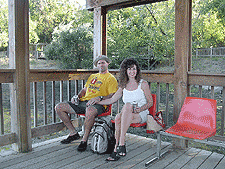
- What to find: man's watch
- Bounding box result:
[99,96,103,101]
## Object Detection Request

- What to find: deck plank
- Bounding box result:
[1,143,72,168]
[214,156,225,169]
[97,140,155,169]
[198,152,224,169]
[0,134,224,169]
[67,135,150,169]
[181,149,212,169]
[0,135,67,163]
[164,148,202,169]
[4,146,75,169]
[128,142,172,169]
[146,147,189,168]
[48,133,137,169]
[113,141,171,169]
[13,143,82,169]
[97,137,171,169]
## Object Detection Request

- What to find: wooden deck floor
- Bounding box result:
[0,133,225,169]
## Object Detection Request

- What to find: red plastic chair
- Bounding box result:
[111,94,157,127]
[145,97,217,167]
[165,97,217,139]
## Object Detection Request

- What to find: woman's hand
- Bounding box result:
[133,107,141,114]
[86,97,101,106]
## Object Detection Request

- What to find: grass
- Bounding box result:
[0,55,58,69]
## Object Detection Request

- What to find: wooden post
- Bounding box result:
[221,86,225,136]
[93,6,107,67]
[8,0,31,152]
[0,84,3,135]
[102,7,107,56]
[173,0,192,149]
[93,7,102,67]
[173,0,192,122]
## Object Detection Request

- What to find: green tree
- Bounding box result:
[107,1,175,69]
[192,0,225,49]
[207,0,225,24]
[44,22,93,69]
[107,0,224,70]
[0,1,8,51]
[0,0,40,50]
[29,0,78,43]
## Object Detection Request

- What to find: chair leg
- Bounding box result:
[145,131,161,167]
[156,131,161,159]
[78,116,85,136]
[145,131,172,167]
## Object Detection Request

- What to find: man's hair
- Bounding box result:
[119,58,141,89]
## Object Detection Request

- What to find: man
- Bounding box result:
[55,55,118,152]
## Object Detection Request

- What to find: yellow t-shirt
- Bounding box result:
[80,73,118,101]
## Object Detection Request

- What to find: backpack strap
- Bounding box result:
[154,111,166,128]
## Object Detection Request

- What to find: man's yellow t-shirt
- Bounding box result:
[80,73,118,101]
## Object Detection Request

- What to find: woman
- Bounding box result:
[98,58,153,161]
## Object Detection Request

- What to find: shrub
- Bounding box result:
[44,25,93,69]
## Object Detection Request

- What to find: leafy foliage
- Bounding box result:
[29,0,79,44]
[44,23,93,69]
[192,0,225,50]
[206,0,225,25]
[0,1,8,50]
[107,2,175,69]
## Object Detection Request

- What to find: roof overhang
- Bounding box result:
[86,0,168,11]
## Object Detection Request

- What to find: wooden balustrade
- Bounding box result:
[0,69,225,147]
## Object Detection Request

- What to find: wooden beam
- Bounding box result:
[9,0,32,152]
[0,84,3,135]
[31,122,65,138]
[1,69,224,86]
[173,0,192,150]
[0,133,17,147]
[93,7,102,67]
[30,69,98,82]
[221,87,225,136]
[173,0,192,123]
[0,70,14,83]
[86,0,167,11]
[142,71,174,83]
[102,7,107,55]
[31,119,81,138]
[29,69,174,83]
[188,72,225,86]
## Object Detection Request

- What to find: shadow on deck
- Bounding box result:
[0,133,225,169]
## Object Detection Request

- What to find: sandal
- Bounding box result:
[117,145,126,156]
[105,152,120,161]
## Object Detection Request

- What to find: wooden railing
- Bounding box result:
[0,69,225,147]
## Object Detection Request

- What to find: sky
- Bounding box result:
[73,0,86,8]
[76,0,86,6]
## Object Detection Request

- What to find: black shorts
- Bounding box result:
[67,100,106,115]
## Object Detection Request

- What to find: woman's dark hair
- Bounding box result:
[119,58,141,88]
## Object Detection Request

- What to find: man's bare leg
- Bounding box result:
[77,105,98,151]
[82,106,98,141]
[55,102,80,144]
[55,102,77,135]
